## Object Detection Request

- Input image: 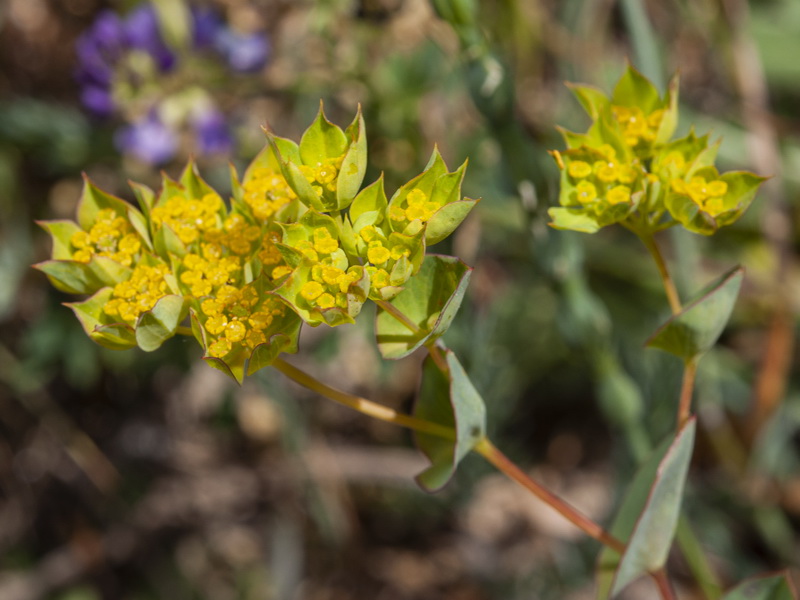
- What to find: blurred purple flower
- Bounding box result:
[75,10,127,88]
[80,86,115,118]
[193,108,233,155]
[214,28,270,73]
[115,114,177,165]
[124,5,176,71]
[192,7,223,49]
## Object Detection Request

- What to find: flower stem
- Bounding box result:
[474,437,626,553]
[176,325,193,336]
[374,299,423,335]
[639,232,682,315]
[678,359,698,432]
[654,568,677,600]
[271,357,456,440]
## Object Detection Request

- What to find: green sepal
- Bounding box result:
[37,220,82,260]
[270,136,326,212]
[336,106,367,209]
[596,418,696,598]
[654,73,679,144]
[77,174,140,231]
[34,259,109,295]
[611,64,662,114]
[246,312,303,376]
[180,159,219,200]
[375,254,471,359]
[414,349,486,491]
[134,294,189,352]
[647,266,743,362]
[547,207,602,234]
[424,159,477,245]
[299,101,349,167]
[153,220,188,261]
[565,82,611,120]
[722,573,798,600]
[349,175,388,227]
[65,287,137,350]
[130,181,156,216]
[191,309,248,384]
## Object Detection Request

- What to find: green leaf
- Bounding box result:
[349,175,388,225]
[76,175,135,230]
[180,159,219,200]
[547,207,602,233]
[647,267,743,361]
[66,288,137,350]
[414,350,486,491]
[426,198,479,245]
[134,295,189,352]
[153,222,188,261]
[336,106,367,209]
[299,102,348,166]
[655,73,680,144]
[33,260,107,295]
[130,181,155,216]
[37,220,82,260]
[722,573,798,600]
[246,313,303,376]
[596,418,696,598]
[566,82,610,120]
[375,255,471,359]
[612,64,661,113]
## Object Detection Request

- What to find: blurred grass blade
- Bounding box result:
[722,572,798,599]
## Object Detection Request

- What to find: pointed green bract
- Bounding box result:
[375,255,472,359]
[134,295,189,352]
[595,419,696,598]
[300,103,349,167]
[566,82,610,120]
[415,350,486,491]
[66,288,137,350]
[647,267,743,361]
[722,573,798,600]
[337,107,367,207]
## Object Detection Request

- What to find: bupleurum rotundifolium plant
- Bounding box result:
[549,65,765,237]
[35,104,478,382]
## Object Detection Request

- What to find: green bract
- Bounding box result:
[35,108,478,382]
[550,65,765,236]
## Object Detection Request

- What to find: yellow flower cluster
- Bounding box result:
[200,285,288,358]
[103,263,170,324]
[180,252,241,297]
[566,146,639,208]
[70,208,141,266]
[150,193,223,245]
[671,176,728,216]
[358,225,412,296]
[612,105,664,147]
[299,154,345,199]
[299,264,364,310]
[243,167,295,221]
[389,189,440,226]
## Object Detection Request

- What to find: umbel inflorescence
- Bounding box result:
[549,66,765,236]
[36,106,478,382]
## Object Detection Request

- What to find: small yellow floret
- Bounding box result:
[224,320,247,342]
[316,293,336,309]
[575,181,597,204]
[367,243,391,265]
[301,281,324,301]
[606,185,631,205]
[567,161,592,179]
[707,180,728,197]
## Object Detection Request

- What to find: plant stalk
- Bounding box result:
[272,357,456,440]
[474,437,626,553]
[639,232,682,315]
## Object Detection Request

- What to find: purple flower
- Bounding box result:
[80,86,115,118]
[214,28,270,73]
[115,114,177,165]
[124,5,176,71]
[75,10,126,88]
[193,108,233,155]
[192,8,222,49]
